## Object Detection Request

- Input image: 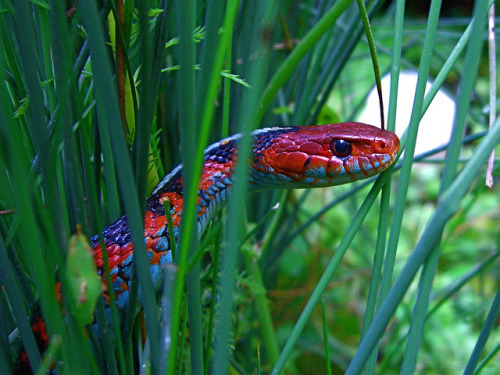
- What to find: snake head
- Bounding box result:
[251,122,400,188]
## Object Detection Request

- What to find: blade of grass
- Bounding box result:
[242,243,280,366]
[360,182,390,374]
[212,3,276,373]
[171,0,202,373]
[322,299,333,375]
[463,287,500,374]
[356,0,384,128]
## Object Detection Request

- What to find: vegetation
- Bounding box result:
[0,0,498,374]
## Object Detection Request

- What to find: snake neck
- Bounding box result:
[148,126,298,237]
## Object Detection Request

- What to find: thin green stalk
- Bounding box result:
[362,182,391,374]
[196,0,240,158]
[356,0,384,128]
[170,2,241,373]
[385,0,405,134]
[134,0,155,202]
[463,287,500,375]
[203,228,222,375]
[242,244,280,366]
[361,4,404,370]
[222,34,232,139]
[400,245,440,374]
[212,4,276,373]
[159,264,177,375]
[322,299,333,375]
[196,0,225,118]
[171,0,201,373]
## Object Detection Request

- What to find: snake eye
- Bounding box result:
[330,139,352,158]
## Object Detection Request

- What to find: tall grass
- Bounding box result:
[0,0,498,374]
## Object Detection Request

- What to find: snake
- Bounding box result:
[16,122,400,373]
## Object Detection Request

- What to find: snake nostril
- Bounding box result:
[375,140,388,152]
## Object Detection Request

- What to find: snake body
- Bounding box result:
[17,122,399,373]
[91,122,400,308]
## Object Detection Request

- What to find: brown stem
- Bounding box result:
[116,0,127,135]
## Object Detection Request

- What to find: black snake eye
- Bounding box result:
[330,139,352,158]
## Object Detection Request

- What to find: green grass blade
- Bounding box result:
[212,3,276,373]
[322,299,333,375]
[242,243,280,365]
[400,245,440,374]
[463,288,500,375]
[134,0,155,202]
[170,0,202,373]
[356,0,384,128]
[361,183,391,374]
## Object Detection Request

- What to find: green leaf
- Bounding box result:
[65,226,102,327]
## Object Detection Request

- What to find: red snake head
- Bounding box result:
[251,122,400,188]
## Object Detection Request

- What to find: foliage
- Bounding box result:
[0,0,498,374]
